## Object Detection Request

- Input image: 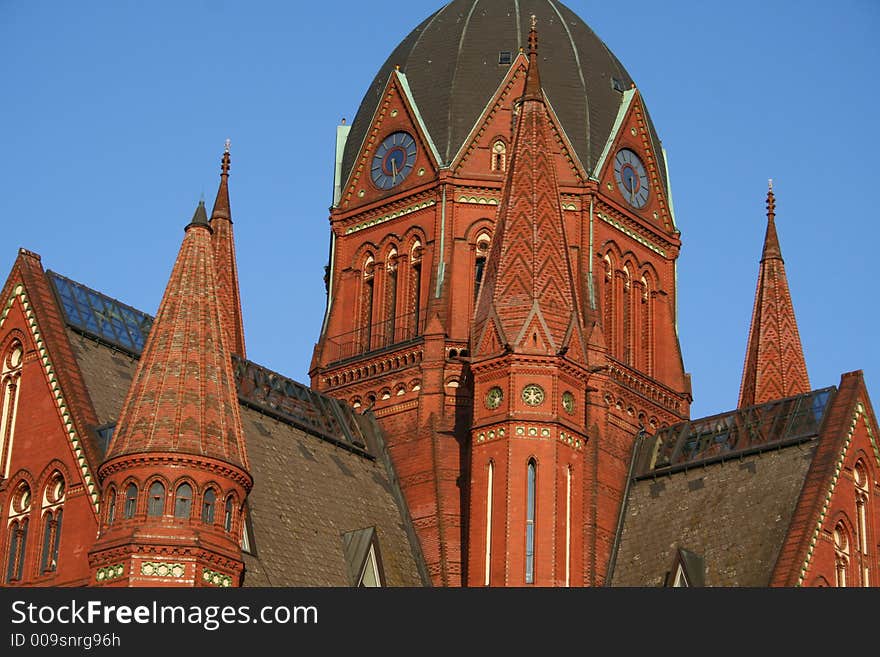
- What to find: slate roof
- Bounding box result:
[610,388,837,587]
[56,273,427,587]
[341,0,666,188]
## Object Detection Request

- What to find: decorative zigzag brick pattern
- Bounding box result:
[738,187,810,408]
[472,31,580,359]
[104,206,249,470]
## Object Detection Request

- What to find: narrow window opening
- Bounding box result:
[202,488,216,524]
[484,461,494,586]
[147,481,165,517]
[124,483,138,519]
[174,483,193,519]
[525,459,536,584]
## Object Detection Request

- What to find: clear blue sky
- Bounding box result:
[2,0,877,419]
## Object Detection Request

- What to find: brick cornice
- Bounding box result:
[98,452,253,491]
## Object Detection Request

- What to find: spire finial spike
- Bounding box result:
[221,140,231,176]
[528,14,538,54]
[766,178,776,221]
[523,14,542,101]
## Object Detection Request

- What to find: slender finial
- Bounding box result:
[528,15,538,53]
[523,14,542,101]
[766,178,776,221]
[221,139,231,176]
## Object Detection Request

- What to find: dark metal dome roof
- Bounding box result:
[342,0,663,189]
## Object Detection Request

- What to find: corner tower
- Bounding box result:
[89,197,252,587]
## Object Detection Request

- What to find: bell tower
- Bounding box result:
[310,0,692,586]
[467,20,591,586]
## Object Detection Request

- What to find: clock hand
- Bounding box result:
[391,158,398,182]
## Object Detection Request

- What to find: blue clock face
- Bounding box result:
[371,131,417,190]
[614,149,649,208]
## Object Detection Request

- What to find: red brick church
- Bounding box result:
[2,0,877,587]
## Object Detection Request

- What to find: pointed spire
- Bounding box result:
[104,200,249,470]
[523,15,543,102]
[187,199,210,230]
[209,141,247,358]
[738,184,810,408]
[211,139,232,222]
[472,18,583,359]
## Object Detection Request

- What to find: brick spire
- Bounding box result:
[210,139,247,358]
[92,199,252,587]
[103,202,250,470]
[472,17,583,358]
[738,181,810,408]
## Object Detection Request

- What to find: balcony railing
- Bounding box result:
[323,309,428,363]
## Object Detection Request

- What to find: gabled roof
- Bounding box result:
[770,370,878,586]
[611,386,837,586]
[1,251,105,513]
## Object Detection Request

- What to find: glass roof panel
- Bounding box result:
[643,387,836,475]
[48,271,153,354]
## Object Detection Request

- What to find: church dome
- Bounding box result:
[341,0,663,187]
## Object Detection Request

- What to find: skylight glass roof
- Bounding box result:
[639,387,836,476]
[48,271,153,354]
[232,355,369,453]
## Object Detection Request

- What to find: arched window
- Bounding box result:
[602,254,615,356]
[0,340,24,479]
[639,273,653,376]
[491,139,507,172]
[525,459,537,584]
[147,481,165,517]
[622,265,632,365]
[40,509,62,573]
[39,473,65,574]
[106,487,117,525]
[383,248,398,347]
[408,241,422,338]
[6,481,31,583]
[474,233,491,305]
[360,255,375,353]
[5,519,28,583]
[174,483,193,519]
[833,522,850,587]
[854,460,870,586]
[202,488,216,524]
[124,483,138,519]
[224,496,234,532]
